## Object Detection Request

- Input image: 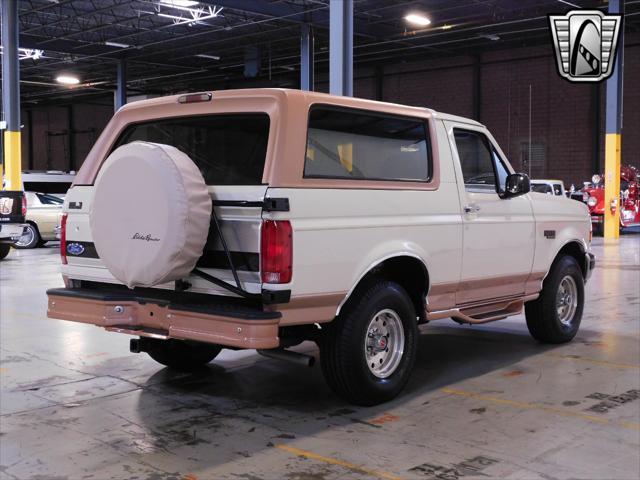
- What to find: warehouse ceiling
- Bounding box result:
[4,0,640,104]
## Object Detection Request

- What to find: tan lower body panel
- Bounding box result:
[47,294,280,349]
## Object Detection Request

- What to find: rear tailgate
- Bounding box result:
[63,184,267,296]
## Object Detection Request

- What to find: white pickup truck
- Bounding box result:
[47,89,594,405]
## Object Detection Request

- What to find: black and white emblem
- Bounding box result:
[549,10,622,83]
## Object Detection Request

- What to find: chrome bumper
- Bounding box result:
[584,252,596,282]
[0,223,26,242]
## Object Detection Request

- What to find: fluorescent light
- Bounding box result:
[105,41,130,48]
[196,54,220,60]
[441,24,452,30]
[56,75,80,85]
[405,13,431,27]
[160,0,199,6]
[482,34,500,41]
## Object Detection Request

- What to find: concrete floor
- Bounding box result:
[1,234,639,480]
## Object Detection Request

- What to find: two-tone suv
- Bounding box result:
[47,89,594,405]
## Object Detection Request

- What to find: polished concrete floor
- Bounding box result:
[1,234,639,480]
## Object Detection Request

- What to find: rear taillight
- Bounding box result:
[261,220,292,284]
[22,195,27,216]
[60,213,68,265]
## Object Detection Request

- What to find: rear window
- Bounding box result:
[24,182,71,194]
[113,114,270,185]
[304,106,430,182]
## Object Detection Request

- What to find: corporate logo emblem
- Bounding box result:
[549,10,622,82]
[66,243,85,256]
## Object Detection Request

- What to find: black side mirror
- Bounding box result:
[502,173,530,198]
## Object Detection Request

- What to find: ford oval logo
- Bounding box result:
[66,243,85,256]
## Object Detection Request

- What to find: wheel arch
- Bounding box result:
[551,240,588,279]
[336,254,430,322]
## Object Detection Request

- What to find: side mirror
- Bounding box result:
[502,173,530,198]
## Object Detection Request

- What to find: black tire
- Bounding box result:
[144,338,222,370]
[320,280,418,406]
[13,223,41,249]
[525,255,584,344]
[0,244,10,260]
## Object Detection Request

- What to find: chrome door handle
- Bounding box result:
[463,204,480,213]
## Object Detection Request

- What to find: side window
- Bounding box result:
[304,106,430,182]
[453,129,509,193]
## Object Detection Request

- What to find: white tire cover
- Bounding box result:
[90,141,212,288]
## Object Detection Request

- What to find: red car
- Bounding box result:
[583,165,640,234]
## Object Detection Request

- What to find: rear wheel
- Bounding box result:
[144,338,222,370]
[320,280,418,406]
[0,244,10,260]
[525,255,584,344]
[14,223,41,249]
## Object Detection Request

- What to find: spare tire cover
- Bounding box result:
[90,141,212,288]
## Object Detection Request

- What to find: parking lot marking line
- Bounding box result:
[442,388,640,431]
[275,444,403,480]
[545,353,640,370]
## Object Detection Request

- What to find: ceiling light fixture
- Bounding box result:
[441,24,452,30]
[104,41,130,48]
[405,13,431,27]
[159,0,199,7]
[157,5,223,27]
[0,46,45,61]
[482,34,501,41]
[55,75,80,85]
[196,54,221,60]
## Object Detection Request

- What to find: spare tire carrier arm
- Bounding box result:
[192,197,291,305]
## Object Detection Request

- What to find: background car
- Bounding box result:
[531,179,566,196]
[14,192,64,249]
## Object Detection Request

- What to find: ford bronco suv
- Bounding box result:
[47,89,594,405]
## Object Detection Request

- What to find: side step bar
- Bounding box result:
[426,294,538,325]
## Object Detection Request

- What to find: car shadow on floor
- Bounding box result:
[128,322,598,467]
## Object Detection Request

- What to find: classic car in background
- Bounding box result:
[582,165,640,234]
[14,192,64,248]
[531,179,566,196]
[14,171,74,249]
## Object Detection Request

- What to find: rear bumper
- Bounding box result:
[47,287,281,349]
[0,223,25,242]
[584,252,596,282]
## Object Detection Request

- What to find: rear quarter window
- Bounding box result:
[304,106,431,182]
[113,113,270,185]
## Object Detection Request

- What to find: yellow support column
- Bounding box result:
[604,134,621,239]
[603,0,624,240]
[3,131,22,191]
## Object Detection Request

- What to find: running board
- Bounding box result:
[425,294,538,325]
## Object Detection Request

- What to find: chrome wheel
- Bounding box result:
[364,308,405,378]
[556,275,578,326]
[15,225,36,248]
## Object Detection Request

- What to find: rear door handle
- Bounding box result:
[463,204,481,213]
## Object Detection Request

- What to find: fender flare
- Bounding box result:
[335,252,430,316]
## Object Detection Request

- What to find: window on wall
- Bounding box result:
[304,106,431,182]
[453,129,510,193]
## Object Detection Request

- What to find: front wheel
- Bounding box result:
[0,244,10,260]
[144,338,222,370]
[320,280,418,406]
[525,255,584,343]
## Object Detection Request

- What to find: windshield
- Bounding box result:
[531,183,553,194]
[113,113,270,185]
